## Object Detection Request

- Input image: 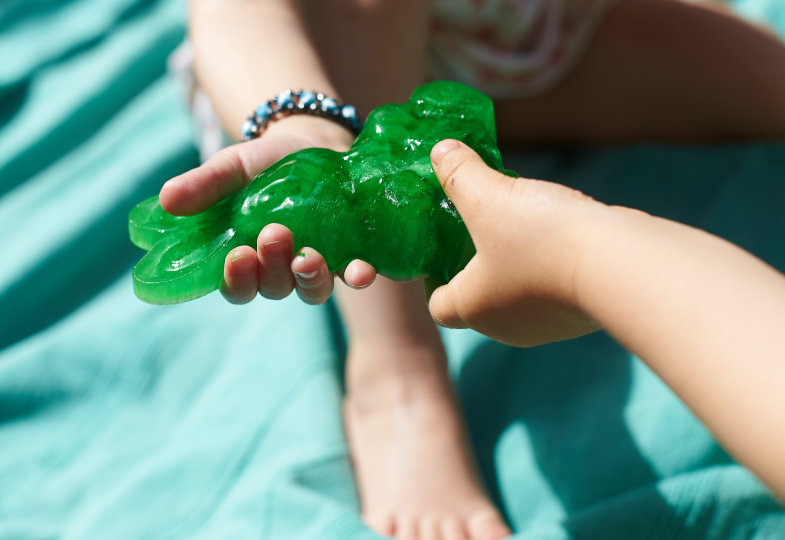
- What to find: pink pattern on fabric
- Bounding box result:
[427,0,620,98]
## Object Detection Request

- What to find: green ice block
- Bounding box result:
[129,81,515,304]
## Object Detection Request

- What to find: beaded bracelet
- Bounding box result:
[241,89,364,142]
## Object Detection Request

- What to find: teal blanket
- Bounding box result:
[1,1,784,537]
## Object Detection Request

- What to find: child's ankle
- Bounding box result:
[344,340,451,405]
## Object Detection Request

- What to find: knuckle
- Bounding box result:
[260,287,292,300]
[221,286,255,305]
[296,285,331,305]
[295,276,322,291]
[437,148,473,185]
[210,147,251,191]
[207,147,236,177]
[295,268,333,292]
[259,275,295,299]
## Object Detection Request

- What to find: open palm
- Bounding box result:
[159,119,375,305]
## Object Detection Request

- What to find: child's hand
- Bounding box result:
[428,141,785,501]
[427,139,603,346]
[158,116,376,305]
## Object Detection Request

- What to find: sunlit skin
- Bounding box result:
[131,83,502,305]
[161,1,785,537]
[426,140,785,501]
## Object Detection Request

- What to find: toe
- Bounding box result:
[466,507,510,540]
[396,514,419,540]
[419,516,440,540]
[441,517,468,540]
[364,512,395,538]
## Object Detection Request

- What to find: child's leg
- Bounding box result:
[337,279,510,540]
[300,2,511,538]
[496,0,785,143]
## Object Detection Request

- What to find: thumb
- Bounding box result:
[430,139,515,226]
[427,278,469,330]
[160,140,282,216]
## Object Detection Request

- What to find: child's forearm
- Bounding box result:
[429,140,785,497]
[189,0,428,138]
[189,0,343,140]
[577,207,785,498]
[189,1,437,349]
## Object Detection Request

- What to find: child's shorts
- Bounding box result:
[428,0,622,98]
[170,0,621,158]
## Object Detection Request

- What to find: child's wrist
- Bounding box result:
[264,114,356,151]
[568,204,654,317]
[241,89,363,142]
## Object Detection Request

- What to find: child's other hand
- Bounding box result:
[427,139,603,347]
[158,116,376,305]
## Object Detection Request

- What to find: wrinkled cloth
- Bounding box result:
[1,0,785,538]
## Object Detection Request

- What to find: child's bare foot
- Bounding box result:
[343,344,511,540]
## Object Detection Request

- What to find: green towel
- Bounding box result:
[0,0,783,537]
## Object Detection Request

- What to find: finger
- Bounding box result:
[340,259,377,289]
[291,248,334,305]
[160,140,282,216]
[257,224,296,300]
[427,278,469,330]
[221,246,261,304]
[423,277,441,304]
[430,139,517,231]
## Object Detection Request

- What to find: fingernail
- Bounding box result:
[293,251,317,280]
[263,240,284,250]
[347,281,371,290]
[431,139,461,166]
[295,268,323,290]
[295,270,319,280]
[229,249,255,275]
